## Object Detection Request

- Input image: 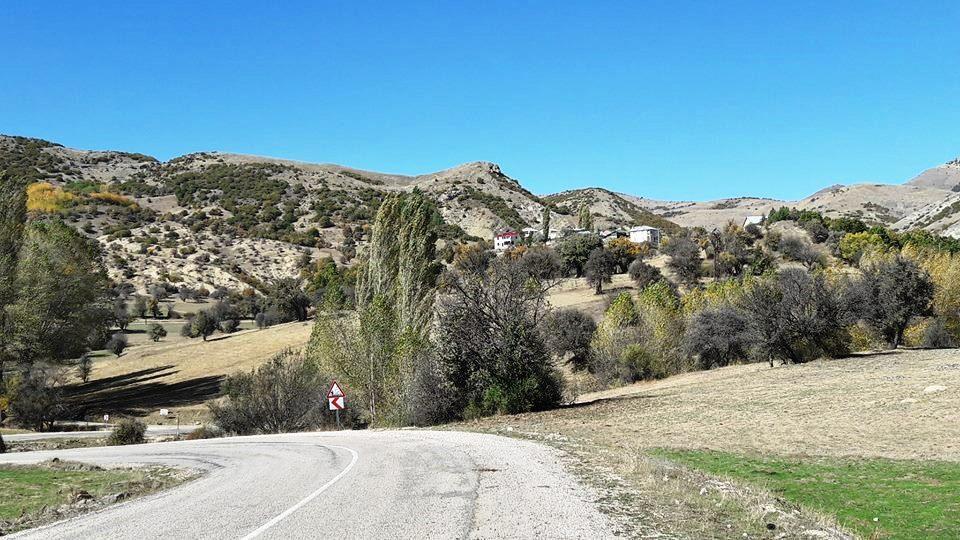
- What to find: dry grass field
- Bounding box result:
[547,255,674,321]
[463,349,960,538]
[69,321,313,423]
[92,321,313,384]
[569,349,960,461]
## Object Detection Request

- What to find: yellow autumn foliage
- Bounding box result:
[26,182,75,213]
[902,245,960,337]
[89,190,137,207]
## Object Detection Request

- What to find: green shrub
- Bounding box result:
[183,425,223,440]
[921,318,956,349]
[109,418,146,445]
[147,323,167,342]
[621,344,668,380]
[209,349,348,434]
[219,319,239,333]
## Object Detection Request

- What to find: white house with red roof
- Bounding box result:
[494,230,519,251]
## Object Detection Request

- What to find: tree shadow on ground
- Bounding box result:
[845,349,906,359]
[602,286,635,295]
[561,392,662,409]
[64,366,224,418]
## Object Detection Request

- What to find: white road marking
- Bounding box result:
[240,444,359,539]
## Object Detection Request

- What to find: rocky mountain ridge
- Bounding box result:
[2,134,958,291]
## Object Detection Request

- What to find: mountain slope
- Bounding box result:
[624,195,786,230]
[794,183,949,225]
[543,188,680,232]
[906,158,960,191]
[0,135,672,291]
[4,133,960,293]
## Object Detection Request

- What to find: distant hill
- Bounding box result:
[0,135,670,291]
[907,158,960,191]
[542,188,680,233]
[2,133,959,291]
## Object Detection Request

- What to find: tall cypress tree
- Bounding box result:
[0,171,26,383]
[355,190,442,330]
[578,204,594,231]
[541,206,551,242]
[315,190,442,425]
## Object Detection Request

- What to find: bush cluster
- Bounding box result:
[109,418,147,445]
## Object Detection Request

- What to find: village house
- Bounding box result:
[601,229,628,243]
[628,225,661,247]
[521,227,541,242]
[743,215,765,228]
[494,230,519,251]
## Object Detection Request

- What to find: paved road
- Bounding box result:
[4,425,197,442]
[0,430,613,539]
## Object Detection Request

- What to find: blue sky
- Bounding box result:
[2,1,958,200]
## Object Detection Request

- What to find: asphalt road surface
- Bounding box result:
[0,430,613,539]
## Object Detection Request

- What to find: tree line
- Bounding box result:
[227,201,960,432]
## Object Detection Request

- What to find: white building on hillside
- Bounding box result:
[601,229,628,243]
[494,231,519,251]
[743,215,765,228]
[628,225,661,247]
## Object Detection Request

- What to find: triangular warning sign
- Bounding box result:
[327,381,345,398]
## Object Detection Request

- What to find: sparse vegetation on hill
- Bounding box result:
[544,188,680,233]
[5,133,960,538]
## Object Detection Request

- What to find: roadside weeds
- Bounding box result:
[456,424,853,539]
[0,459,196,536]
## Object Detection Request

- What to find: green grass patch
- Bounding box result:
[651,449,960,539]
[0,464,143,519]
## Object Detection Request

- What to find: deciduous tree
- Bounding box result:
[0,172,26,382]
[8,220,111,364]
[584,248,615,294]
[856,256,934,348]
[554,234,602,277]
[662,234,702,286]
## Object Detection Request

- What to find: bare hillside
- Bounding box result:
[624,195,786,229]
[0,135,588,291]
[543,188,680,232]
[5,133,960,292]
[795,183,949,225]
[906,158,960,190]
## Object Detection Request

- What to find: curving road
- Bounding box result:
[0,430,613,539]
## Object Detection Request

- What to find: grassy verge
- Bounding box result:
[0,460,190,534]
[6,437,110,453]
[455,423,846,538]
[652,449,960,539]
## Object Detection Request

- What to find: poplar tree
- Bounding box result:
[0,172,26,383]
[541,206,551,242]
[311,191,442,425]
[578,204,594,231]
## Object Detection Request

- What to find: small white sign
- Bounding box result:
[159,409,169,417]
[103,414,110,422]
[327,381,345,398]
[328,396,345,410]
[327,381,346,411]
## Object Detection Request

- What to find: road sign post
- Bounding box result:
[327,381,346,430]
[160,408,180,439]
